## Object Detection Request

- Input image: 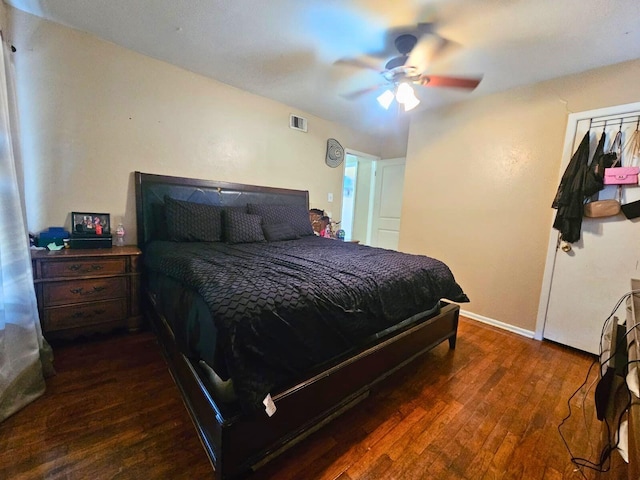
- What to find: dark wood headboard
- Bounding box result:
[134,172,310,247]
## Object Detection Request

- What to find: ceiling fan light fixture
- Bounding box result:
[402,94,420,111]
[395,83,420,111]
[377,89,394,110]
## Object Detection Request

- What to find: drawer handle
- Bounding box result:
[70,286,107,295]
[70,309,106,319]
[68,264,104,273]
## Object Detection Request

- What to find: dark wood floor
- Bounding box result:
[0,317,628,480]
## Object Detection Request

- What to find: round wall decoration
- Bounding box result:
[325,138,344,168]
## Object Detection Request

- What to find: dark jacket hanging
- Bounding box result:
[551,131,591,243]
[583,131,615,197]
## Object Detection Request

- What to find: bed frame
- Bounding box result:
[134,171,460,479]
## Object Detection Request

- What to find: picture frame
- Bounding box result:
[71,212,111,236]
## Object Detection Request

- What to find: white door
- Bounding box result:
[539,103,640,354]
[370,158,406,250]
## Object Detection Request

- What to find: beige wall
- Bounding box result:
[401,59,640,332]
[8,8,388,241]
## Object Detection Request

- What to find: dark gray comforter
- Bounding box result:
[144,236,468,411]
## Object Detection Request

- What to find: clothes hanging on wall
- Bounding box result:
[552,131,591,243]
[583,131,611,196]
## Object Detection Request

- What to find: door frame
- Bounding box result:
[534,101,640,341]
[344,148,380,245]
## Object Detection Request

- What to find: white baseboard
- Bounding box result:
[460,309,536,339]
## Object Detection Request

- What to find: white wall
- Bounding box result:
[7,8,388,241]
[401,59,640,332]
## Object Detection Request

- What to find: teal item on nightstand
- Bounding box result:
[36,227,70,247]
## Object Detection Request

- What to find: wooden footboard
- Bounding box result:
[145,291,459,479]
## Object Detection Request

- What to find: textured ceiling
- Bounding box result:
[6,0,640,143]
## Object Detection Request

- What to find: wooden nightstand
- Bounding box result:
[31,246,142,340]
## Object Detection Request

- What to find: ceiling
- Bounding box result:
[6,0,640,141]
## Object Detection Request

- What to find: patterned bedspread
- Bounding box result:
[144,236,468,411]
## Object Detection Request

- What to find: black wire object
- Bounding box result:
[558,290,640,476]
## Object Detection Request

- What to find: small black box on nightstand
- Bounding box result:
[69,234,113,249]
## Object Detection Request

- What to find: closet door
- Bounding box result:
[540,104,640,355]
[370,158,406,250]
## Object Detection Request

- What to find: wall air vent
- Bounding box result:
[289,114,308,132]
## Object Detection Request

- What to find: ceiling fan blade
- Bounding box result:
[334,56,381,72]
[406,33,447,75]
[341,84,388,101]
[418,75,482,90]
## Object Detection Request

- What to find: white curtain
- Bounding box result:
[0,32,52,422]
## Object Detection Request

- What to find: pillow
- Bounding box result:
[225,211,265,244]
[164,196,223,242]
[262,222,299,242]
[220,205,248,241]
[247,203,314,237]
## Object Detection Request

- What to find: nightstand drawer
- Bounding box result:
[43,299,126,331]
[43,277,126,306]
[42,258,126,278]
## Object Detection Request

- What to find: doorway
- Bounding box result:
[340,156,358,241]
[340,152,407,249]
[340,151,378,244]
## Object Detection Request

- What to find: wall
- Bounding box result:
[7,8,385,241]
[401,59,640,332]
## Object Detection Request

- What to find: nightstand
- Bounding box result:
[31,246,142,340]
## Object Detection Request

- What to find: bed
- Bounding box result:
[134,171,468,479]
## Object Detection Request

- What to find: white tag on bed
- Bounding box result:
[263,393,277,417]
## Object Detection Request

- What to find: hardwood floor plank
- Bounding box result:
[0,317,629,480]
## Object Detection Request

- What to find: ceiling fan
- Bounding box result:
[339,29,482,112]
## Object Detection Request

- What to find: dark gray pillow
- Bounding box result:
[221,205,248,241]
[164,196,223,242]
[262,222,299,242]
[225,211,265,244]
[247,204,314,237]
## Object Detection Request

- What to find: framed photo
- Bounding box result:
[72,212,111,235]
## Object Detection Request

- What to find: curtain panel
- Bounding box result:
[0,32,52,422]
